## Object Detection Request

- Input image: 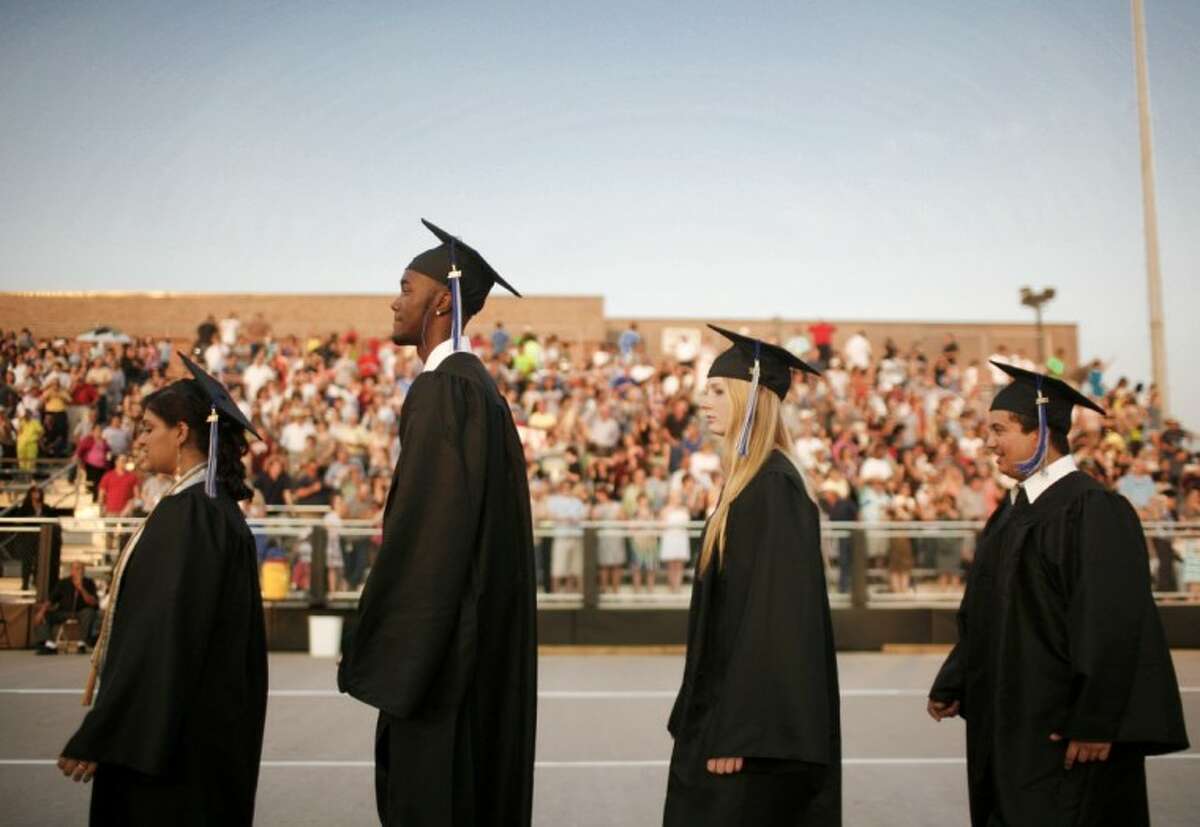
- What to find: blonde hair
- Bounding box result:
[699,379,815,574]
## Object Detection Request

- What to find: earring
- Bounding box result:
[174,444,182,481]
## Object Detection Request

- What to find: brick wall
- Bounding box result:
[1,291,1077,368]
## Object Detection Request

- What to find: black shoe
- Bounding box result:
[34,644,57,656]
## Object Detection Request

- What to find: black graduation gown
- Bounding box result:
[338,352,538,827]
[930,471,1189,827]
[63,484,268,826]
[665,451,841,826]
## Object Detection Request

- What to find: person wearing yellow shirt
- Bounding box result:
[17,408,44,471]
[42,377,71,456]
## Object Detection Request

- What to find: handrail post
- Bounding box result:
[310,525,328,608]
[36,523,54,603]
[850,527,869,609]
[582,524,599,609]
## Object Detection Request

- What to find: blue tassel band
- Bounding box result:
[205,406,219,498]
[736,343,762,458]
[450,273,463,351]
[449,238,463,351]
[1015,378,1050,477]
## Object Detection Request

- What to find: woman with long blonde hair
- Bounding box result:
[664,327,841,826]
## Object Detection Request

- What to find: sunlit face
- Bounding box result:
[700,377,734,437]
[135,409,188,476]
[390,269,446,347]
[984,410,1038,480]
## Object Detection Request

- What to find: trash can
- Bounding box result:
[308,614,343,658]
[260,560,289,601]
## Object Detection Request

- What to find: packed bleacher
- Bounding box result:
[2,316,1198,599]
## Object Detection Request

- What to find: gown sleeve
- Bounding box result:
[62,493,231,775]
[928,598,968,711]
[1060,489,1153,742]
[337,373,485,718]
[706,472,836,766]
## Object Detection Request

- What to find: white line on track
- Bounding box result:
[3,756,1199,769]
[4,687,1200,698]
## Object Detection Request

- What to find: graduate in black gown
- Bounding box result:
[58,354,268,826]
[928,362,1188,826]
[665,326,841,827]
[338,219,537,826]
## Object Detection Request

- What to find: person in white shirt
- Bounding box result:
[843,330,872,371]
[218,312,240,347]
[243,352,276,402]
[824,357,850,399]
[1012,349,1036,372]
[279,410,316,457]
[794,421,827,471]
[859,443,894,483]
[987,345,1012,385]
[203,340,226,375]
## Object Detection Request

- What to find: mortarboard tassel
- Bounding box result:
[205,405,219,498]
[1015,377,1050,478]
[736,342,762,458]
[448,238,463,352]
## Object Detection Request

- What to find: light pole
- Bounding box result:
[1019,286,1056,365]
[1132,0,1170,413]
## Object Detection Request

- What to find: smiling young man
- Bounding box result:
[928,361,1188,826]
[338,220,537,827]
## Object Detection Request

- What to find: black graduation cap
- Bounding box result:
[989,360,1105,433]
[990,360,1105,477]
[177,352,259,498]
[177,352,259,438]
[707,325,820,399]
[707,325,819,457]
[407,218,521,317]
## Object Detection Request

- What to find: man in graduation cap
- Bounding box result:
[928,362,1188,826]
[338,220,537,826]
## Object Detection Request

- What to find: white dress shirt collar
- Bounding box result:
[421,337,477,374]
[1012,454,1078,505]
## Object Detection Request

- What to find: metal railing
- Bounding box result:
[3,515,1198,611]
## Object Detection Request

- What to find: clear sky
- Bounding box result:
[2,1,1197,422]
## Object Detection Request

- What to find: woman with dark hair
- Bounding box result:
[57,355,267,827]
[12,484,69,591]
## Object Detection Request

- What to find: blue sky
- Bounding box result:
[2,1,1197,422]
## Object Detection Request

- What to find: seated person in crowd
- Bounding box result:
[33,562,100,654]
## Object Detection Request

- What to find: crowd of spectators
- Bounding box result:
[2,314,1198,597]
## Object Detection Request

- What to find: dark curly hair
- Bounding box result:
[144,379,252,501]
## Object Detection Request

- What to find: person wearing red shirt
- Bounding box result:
[98,454,140,553]
[97,455,140,517]
[70,377,99,407]
[808,320,837,366]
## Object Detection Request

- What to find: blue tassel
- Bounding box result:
[205,406,219,498]
[736,343,762,458]
[449,238,463,351]
[1016,377,1049,477]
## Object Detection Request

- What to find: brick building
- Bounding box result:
[0,291,1077,368]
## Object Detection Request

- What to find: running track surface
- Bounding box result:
[1,651,1196,826]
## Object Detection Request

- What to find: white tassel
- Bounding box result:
[204,406,219,497]
[736,345,762,457]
